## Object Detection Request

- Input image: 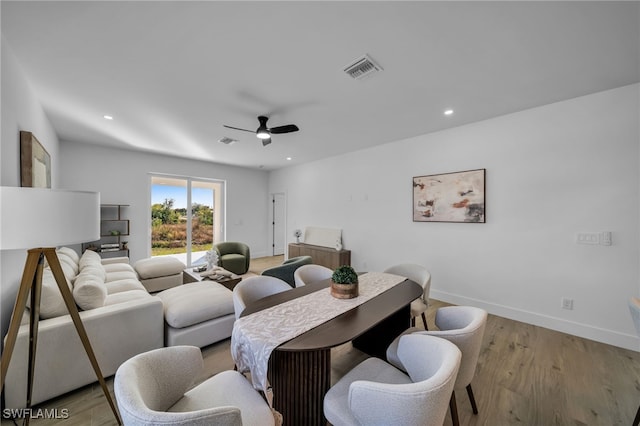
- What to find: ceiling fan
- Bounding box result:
[224,115,299,146]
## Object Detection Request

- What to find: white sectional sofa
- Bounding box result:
[4,248,164,409]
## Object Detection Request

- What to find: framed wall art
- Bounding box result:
[20,131,51,188]
[413,168,485,223]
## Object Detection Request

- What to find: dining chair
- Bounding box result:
[261,255,312,287]
[384,263,431,329]
[323,334,461,426]
[293,264,333,287]
[114,345,277,426]
[386,305,487,426]
[629,297,640,426]
[232,275,291,319]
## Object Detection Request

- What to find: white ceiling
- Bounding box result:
[2,1,638,170]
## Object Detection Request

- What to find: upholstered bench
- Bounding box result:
[156,282,235,347]
[134,257,185,292]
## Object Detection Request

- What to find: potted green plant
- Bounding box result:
[330,265,359,299]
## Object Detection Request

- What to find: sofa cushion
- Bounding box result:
[156,282,234,329]
[103,262,136,274]
[73,273,107,310]
[105,270,138,283]
[57,246,80,264]
[104,290,152,305]
[57,252,79,277]
[134,257,185,279]
[80,263,107,282]
[29,268,72,319]
[56,255,78,280]
[79,249,102,269]
[105,278,147,294]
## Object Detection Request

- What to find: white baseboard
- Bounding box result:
[430,289,640,352]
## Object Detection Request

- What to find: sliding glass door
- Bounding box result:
[150,175,224,266]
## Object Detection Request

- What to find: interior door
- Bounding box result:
[272,193,286,256]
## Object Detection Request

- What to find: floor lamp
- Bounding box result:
[0,187,121,425]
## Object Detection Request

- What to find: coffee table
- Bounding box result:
[240,277,422,426]
[182,267,242,290]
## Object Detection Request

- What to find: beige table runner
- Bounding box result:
[230,272,406,392]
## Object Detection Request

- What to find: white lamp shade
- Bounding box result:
[0,187,100,250]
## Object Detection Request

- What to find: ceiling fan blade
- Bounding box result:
[223,125,255,133]
[269,124,299,134]
[262,137,272,146]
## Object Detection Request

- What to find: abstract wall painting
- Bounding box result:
[413,169,485,223]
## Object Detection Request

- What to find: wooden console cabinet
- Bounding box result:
[288,243,351,270]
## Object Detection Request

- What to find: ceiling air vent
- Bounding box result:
[343,54,383,80]
[218,137,237,145]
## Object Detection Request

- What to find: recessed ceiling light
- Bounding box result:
[103,115,113,120]
[286,157,292,161]
[444,109,454,116]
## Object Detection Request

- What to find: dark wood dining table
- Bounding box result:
[240,276,422,426]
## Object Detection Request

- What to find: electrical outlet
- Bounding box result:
[561,297,574,310]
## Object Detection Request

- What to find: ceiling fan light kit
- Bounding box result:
[223,115,299,146]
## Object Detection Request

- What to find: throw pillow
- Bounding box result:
[80,263,107,283]
[57,246,80,264]
[26,268,72,320]
[79,249,101,269]
[73,273,107,310]
[57,253,79,278]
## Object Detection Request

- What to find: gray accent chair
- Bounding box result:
[386,305,488,426]
[293,263,333,287]
[384,263,432,329]
[261,255,312,287]
[114,345,276,426]
[323,334,461,426]
[214,242,250,275]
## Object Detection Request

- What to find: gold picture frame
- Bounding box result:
[20,131,51,188]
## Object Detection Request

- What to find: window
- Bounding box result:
[150,175,224,266]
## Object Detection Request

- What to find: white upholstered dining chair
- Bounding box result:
[323,334,461,426]
[384,263,432,329]
[386,305,487,426]
[629,297,640,426]
[232,275,291,319]
[293,264,333,287]
[114,345,277,426]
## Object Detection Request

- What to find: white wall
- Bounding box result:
[59,142,271,263]
[269,84,640,351]
[1,36,62,339]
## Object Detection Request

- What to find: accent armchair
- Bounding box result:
[214,242,251,275]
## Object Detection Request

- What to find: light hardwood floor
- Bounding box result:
[3,256,639,425]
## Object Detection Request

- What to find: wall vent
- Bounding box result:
[343,54,383,80]
[218,137,237,145]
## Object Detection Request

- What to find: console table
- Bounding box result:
[288,243,351,269]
